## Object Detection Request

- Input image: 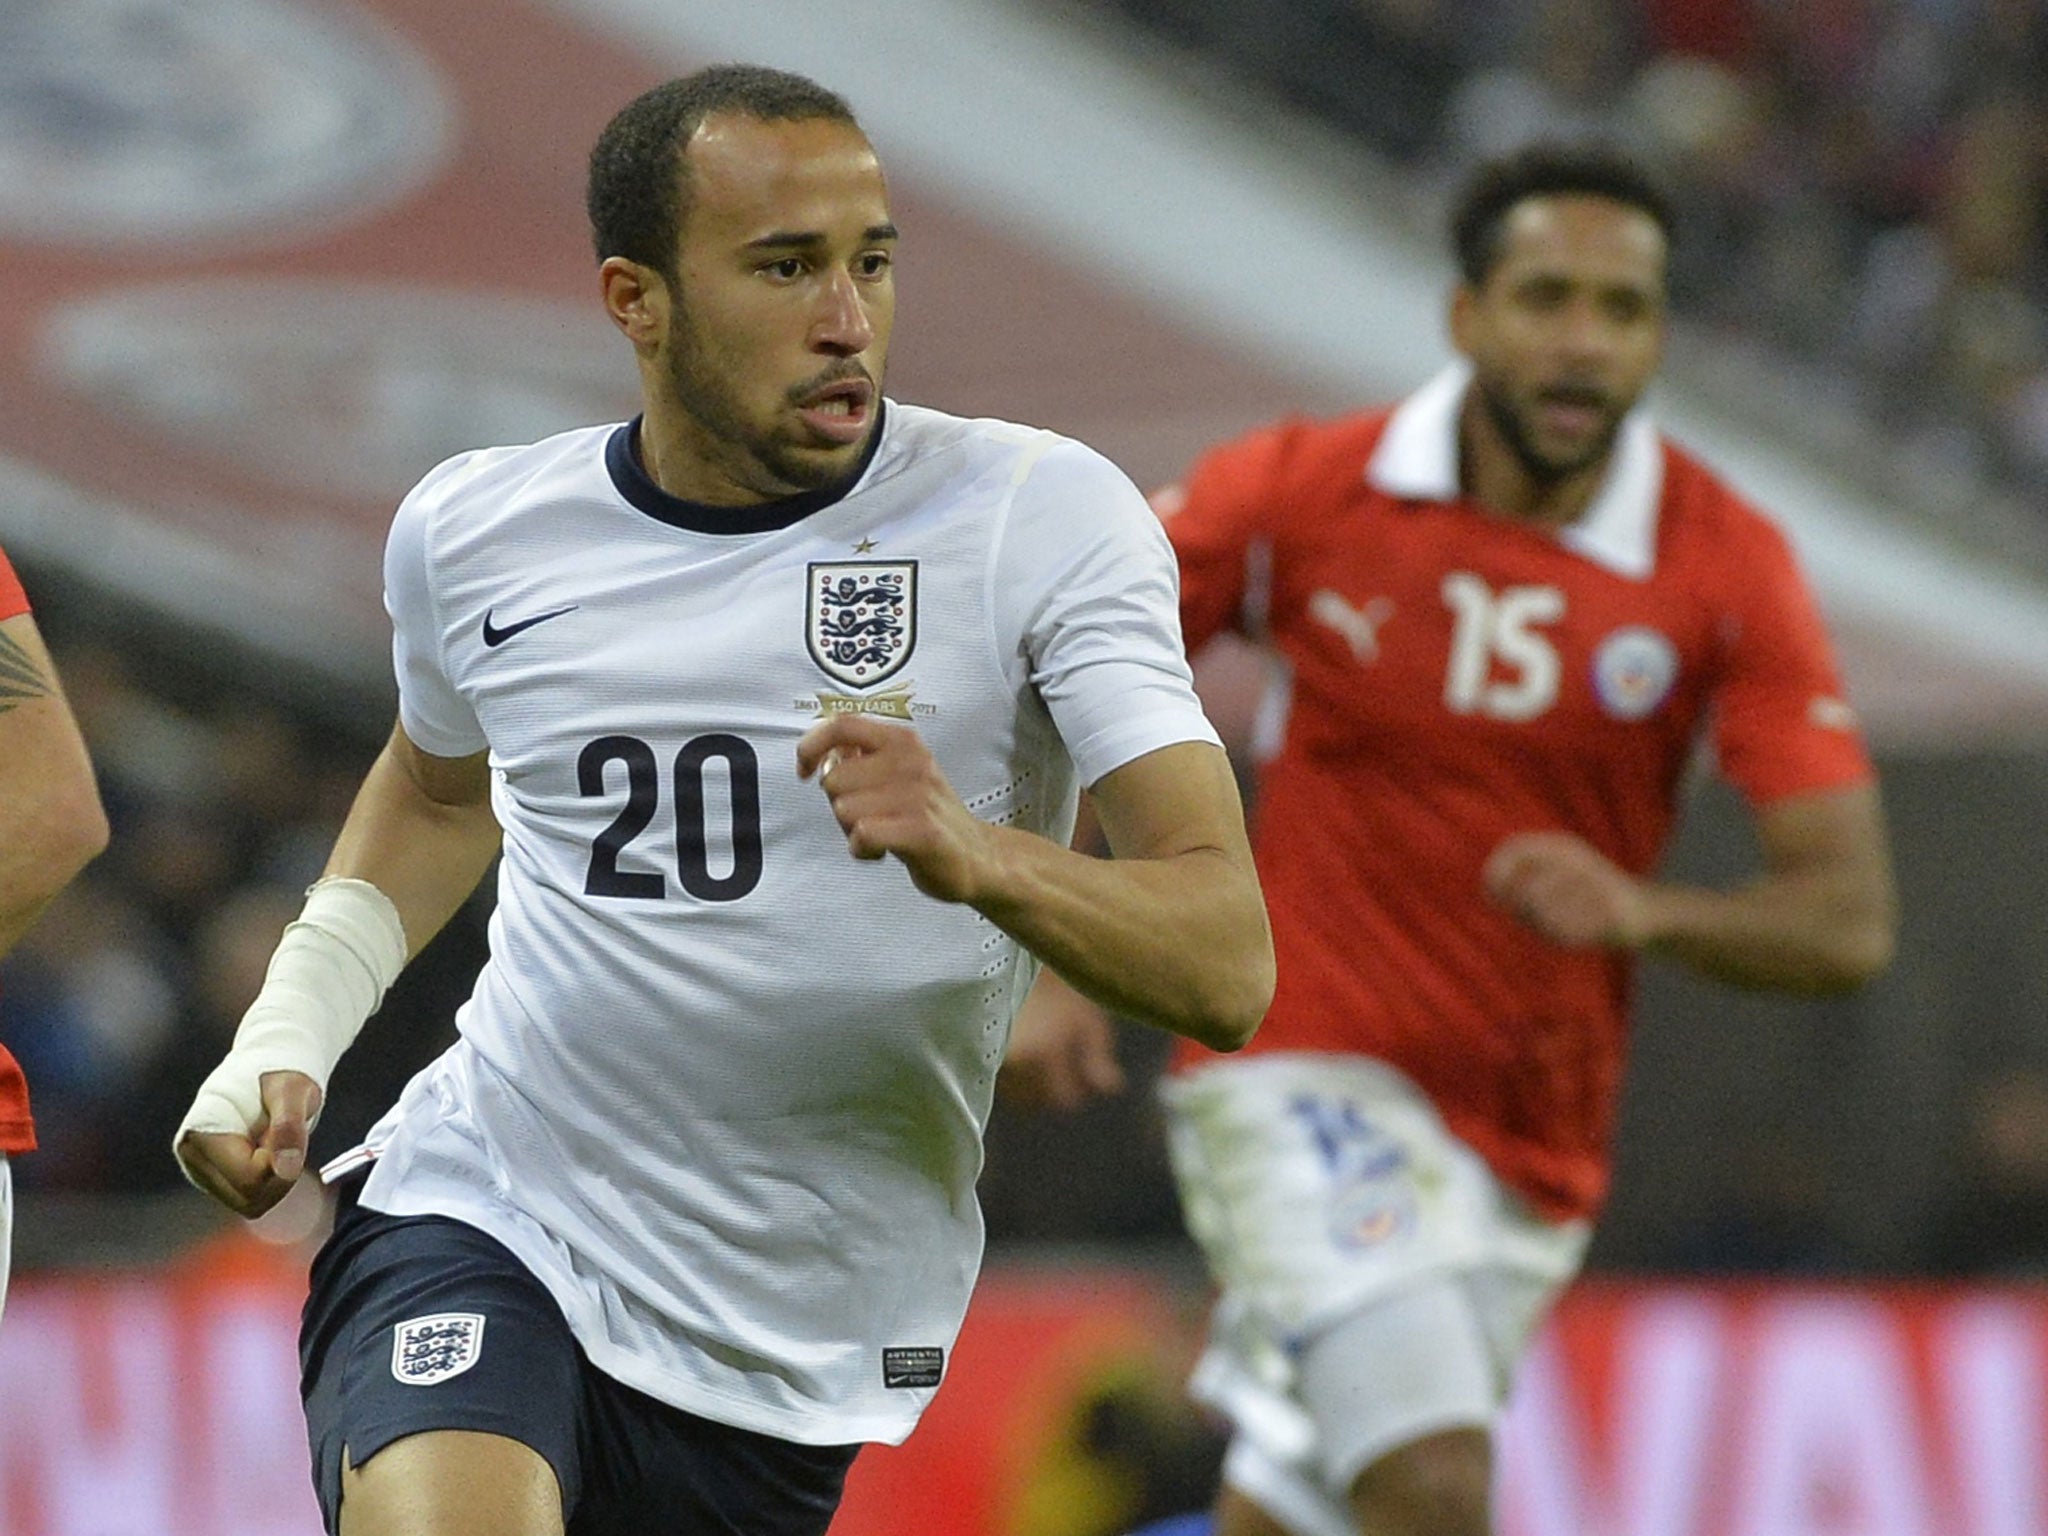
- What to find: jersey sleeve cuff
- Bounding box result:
[1070,714,1224,791]
[397,702,489,761]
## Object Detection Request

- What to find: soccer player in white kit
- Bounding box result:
[172,66,1274,1536]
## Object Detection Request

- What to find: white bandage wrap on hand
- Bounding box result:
[175,877,408,1147]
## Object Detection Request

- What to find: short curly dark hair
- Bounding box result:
[586,65,861,277]
[1450,143,1676,288]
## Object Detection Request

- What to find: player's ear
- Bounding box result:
[1448,283,1479,355]
[600,257,669,350]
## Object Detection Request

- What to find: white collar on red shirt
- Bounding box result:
[1365,361,1665,580]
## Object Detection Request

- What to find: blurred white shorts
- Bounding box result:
[1161,1054,1588,1534]
[1,1152,12,1331]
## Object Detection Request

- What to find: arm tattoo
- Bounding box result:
[0,629,52,716]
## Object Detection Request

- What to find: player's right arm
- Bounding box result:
[324,723,499,952]
[177,459,500,1217]
[1153,420,1302,654]
[173,722,499,1217]
[998,968,1126,1109]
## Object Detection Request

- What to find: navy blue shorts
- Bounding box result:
[300,1170,860,1536]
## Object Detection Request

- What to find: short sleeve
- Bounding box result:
[1711,516,1875,806]
[385,464,488,759]
[1156,421,1298,651]
[995,439,1221,788]
[0,545,30,621]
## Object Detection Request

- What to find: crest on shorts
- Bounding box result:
[391,1312,487,1386]
[1293,1093,1418,1251]
[1329,1179,1417,1250]
[807,561,917,689]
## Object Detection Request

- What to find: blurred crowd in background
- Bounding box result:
[1091,0,2048,549]
[0,595,480,1205]
[9,0,2048,1282]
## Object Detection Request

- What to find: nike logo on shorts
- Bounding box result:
[482,605,578,647]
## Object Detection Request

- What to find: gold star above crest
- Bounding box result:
[853,537,877,554]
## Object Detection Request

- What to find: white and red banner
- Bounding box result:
[1500,1285,2046,1536]
[2,1241,2045,1535]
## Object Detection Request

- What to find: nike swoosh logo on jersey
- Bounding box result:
[482,605,578,647]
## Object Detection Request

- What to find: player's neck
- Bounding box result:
[1456,404,1605,531]
[639,384,868,508]
[633,407,773,506]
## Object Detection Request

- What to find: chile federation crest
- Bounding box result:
[807,561,918,689]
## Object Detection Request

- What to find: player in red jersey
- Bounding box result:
[0,542,109,1326]
[1007,145,1896,1536]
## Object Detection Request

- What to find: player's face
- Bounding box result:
[659,114,896,501]
[1452,195,1667,484]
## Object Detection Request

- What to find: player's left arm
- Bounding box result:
[799,718,1272,1049]
[1485,780,1896,993]
[0,612,110,958]
[1489,508,1896,993]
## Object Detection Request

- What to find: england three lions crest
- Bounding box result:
[391,1312,486,1386]
[808,561,917,689]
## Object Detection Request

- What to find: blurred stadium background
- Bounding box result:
[6,0,2048,1530]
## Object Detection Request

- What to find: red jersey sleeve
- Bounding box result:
[1156,421,1303,653]
[0,1042,33,1155]
[0,544,29,622]
[0,546,37,1151]
[1710,512,1875,805]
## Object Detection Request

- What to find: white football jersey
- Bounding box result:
[342,402,1219,1445]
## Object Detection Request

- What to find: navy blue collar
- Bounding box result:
[604,405,887,535]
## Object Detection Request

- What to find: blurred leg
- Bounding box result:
[1214,1436,1357,1536]
[1298,1281,1497,1536]
[1346,1427,1491,1536]
[1215,1483,1303,1536]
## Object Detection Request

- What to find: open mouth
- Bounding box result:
[1534,387,1611,439]
[795,377,875,445]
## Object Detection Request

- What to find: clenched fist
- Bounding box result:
[796,713,995,903]
[1483,830,1650,950]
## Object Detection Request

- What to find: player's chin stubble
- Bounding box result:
[1479,375,1619,486]
[663,317,856,496]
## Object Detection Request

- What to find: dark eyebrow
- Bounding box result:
[744,223,900,253]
